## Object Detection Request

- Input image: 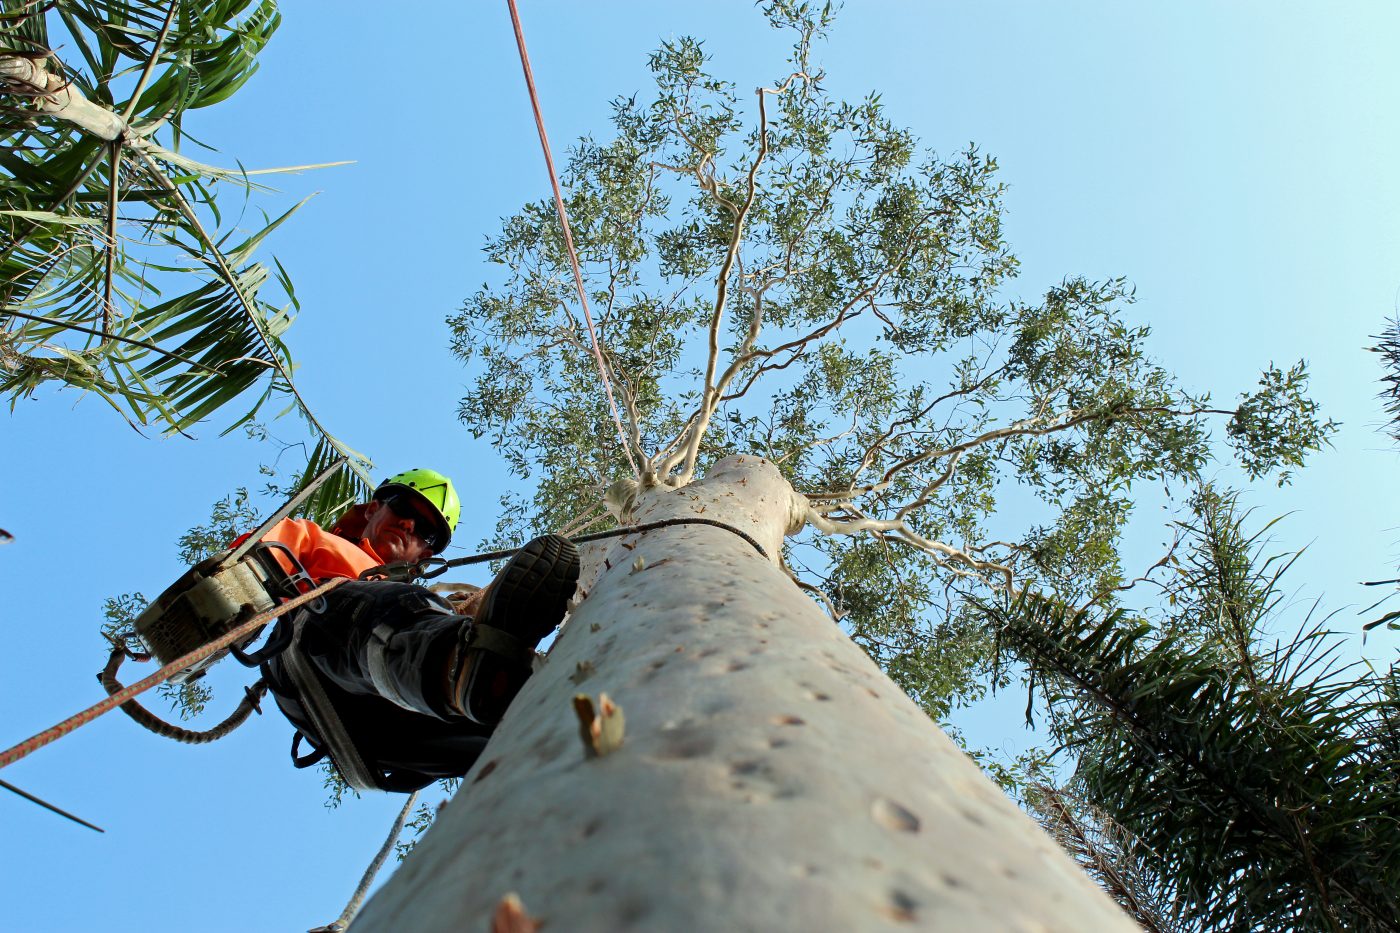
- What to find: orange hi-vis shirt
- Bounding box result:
[234,518,386,582]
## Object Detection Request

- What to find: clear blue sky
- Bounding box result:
[3,3,1398,929]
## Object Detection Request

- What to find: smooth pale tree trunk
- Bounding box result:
[351,456,1134,931]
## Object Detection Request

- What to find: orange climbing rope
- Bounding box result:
[505,0,640,478]
[0,578,346,770]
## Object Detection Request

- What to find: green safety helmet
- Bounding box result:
[373,468,460,554]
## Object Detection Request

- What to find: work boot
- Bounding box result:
[445,534,580,725]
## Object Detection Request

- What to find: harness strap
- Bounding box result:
[466,623,531,665]
[282,613,385,792]
[290,731,327,768]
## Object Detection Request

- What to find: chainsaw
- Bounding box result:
[132,461,347,683]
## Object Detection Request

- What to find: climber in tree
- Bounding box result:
[242,469,580,792]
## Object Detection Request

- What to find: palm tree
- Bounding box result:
[984,488,1400,931]
[1,0,366,514]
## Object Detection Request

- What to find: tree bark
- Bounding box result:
[0,56,128,140]
[350,456,1135,931]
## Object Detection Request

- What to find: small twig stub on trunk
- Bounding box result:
[573,692,625,757]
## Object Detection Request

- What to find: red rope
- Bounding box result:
[0,578,346,770]
[505,0,640,478]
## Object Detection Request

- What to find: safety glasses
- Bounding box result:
[384,496,443,552]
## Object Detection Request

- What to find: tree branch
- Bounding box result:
[674,81,783,486]
[118,2,179,125]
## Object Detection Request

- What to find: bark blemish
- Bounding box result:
[701,696,734,715]
[532,736,564,763]
[884,889,919,923]
[655,723,716,759]
[615,896,651,926]
[772,714,805,726]
[871,797,921,833]
[472,759,499,784]
[725,660,749,672]
[958,807,988,828]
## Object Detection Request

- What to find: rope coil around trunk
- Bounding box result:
[376,517,770,583]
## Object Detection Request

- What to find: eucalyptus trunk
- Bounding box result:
[351,456,1133,931]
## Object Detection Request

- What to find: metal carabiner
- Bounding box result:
[414,556,449,580]
[358,557,438,583]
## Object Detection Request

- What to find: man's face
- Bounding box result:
[361,496,436,563]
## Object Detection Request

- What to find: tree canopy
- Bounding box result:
[450,2,1334,718]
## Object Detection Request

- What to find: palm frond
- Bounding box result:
[980,571,1400,931]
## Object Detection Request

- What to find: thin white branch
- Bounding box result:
[674,88,779,486]
[803,503,1014,589]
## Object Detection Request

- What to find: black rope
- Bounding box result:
[363,517,769,583]
[98,646,268,745]
[0,778,105,833]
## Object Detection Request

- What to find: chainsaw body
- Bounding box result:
[133,541,317,683]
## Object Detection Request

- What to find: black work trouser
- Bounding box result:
[262,581,492,790]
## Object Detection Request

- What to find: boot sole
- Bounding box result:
[478,534,581,644]
[459,534,580,725]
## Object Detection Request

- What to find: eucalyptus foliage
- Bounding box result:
[450,3,1333,721]
[1,0,369,499]
[985,490,1400,932]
